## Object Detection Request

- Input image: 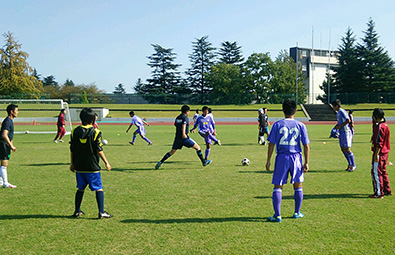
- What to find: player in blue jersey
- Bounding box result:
[126,111,152,145]
[265,99,310,223]
[155,105,211,169]
[331,99,356,172]
[190,106,220,160]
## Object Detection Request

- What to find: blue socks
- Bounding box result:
[294,188,303,214]
[205,149,210,160]
[343,151,356,167]
[272,188,282,217]
[142,136,152,144]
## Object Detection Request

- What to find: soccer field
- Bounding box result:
[1,123,394,254]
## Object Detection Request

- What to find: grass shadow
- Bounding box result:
[0,214,72,220]
[254,193,368,200]
[238,171,272,174]
[224,143,258,146]
[121,216,264,224]
[22,162,69,166]
[307,170,349,173]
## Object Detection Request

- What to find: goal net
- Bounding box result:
[0,99,72,134]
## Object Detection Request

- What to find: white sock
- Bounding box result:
[1,166,8,185]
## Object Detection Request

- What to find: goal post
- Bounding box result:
[0,99,72,134]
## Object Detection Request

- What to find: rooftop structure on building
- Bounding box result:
[290,47,339,104]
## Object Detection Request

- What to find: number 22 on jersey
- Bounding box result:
[279,127,299,146]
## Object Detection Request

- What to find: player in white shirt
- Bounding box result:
[126,111,152,145]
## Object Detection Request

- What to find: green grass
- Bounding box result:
[1,123,394,254]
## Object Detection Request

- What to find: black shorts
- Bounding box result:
[172,137,196,150]
[0,142,11,160]
[259,126,269,136]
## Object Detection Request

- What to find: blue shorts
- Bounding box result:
[76,172,103,191]
[272,153,304,186]
[134,126,146,136]
[199,131,212,145]
[339,130,352,148]
[172,137,196,150]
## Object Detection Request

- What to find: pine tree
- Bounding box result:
[218,41,244,65]
[186,36,216,103]
[113,83,126,94]
[145,44,183,103]
[0,32,42,95]
[332,27,363,93]
[357,18,395,92]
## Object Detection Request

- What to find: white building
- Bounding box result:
[290,47,339,104]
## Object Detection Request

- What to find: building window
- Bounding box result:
[302,50,307,57]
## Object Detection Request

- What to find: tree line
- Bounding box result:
[134,36,305,104]
[0,32,104,102]
[2,18,394,105]
[319,18,395,103]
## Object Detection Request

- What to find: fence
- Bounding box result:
[2,92,395,105]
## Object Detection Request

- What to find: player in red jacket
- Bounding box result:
[370,108,392,198]
[53,109,66,143]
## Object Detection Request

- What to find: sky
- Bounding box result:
[1,0,395,93]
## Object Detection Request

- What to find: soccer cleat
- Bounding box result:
[98,211,113,219]
[3,183,17,188]
[71,211,85,218]
[369,194,383,199]
[59,140,64,143]
[155,162,162,170]
[348,166,357,172]
[203,159,212,167]
[268,215,282,223]
[148,142,153,146]
[216,140,221,146]
[293,212,304,219]
[129,142,134,145]
[262,141,266,145]
[53,140,58,143]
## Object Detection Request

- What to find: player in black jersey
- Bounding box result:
[0,104,18,188]
[155,105,212,169]
[70,108,113,219]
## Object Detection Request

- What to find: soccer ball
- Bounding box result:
[25,130,29,134]
[242,158,250,166]
[102,139,108,145]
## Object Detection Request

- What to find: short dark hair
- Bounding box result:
[202,106,209,112]
[348,110,354,114]
[373,108,385,120]
[129,110,135,116]
[181,105,190,113]
[6,104,18,115]
[331,99,341,107]
[60,109,66,114]
[196,109,199,113]
[80,108,96,125]
[208,107,212,113]
[262,107,267,111]
[282,99,297,116]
